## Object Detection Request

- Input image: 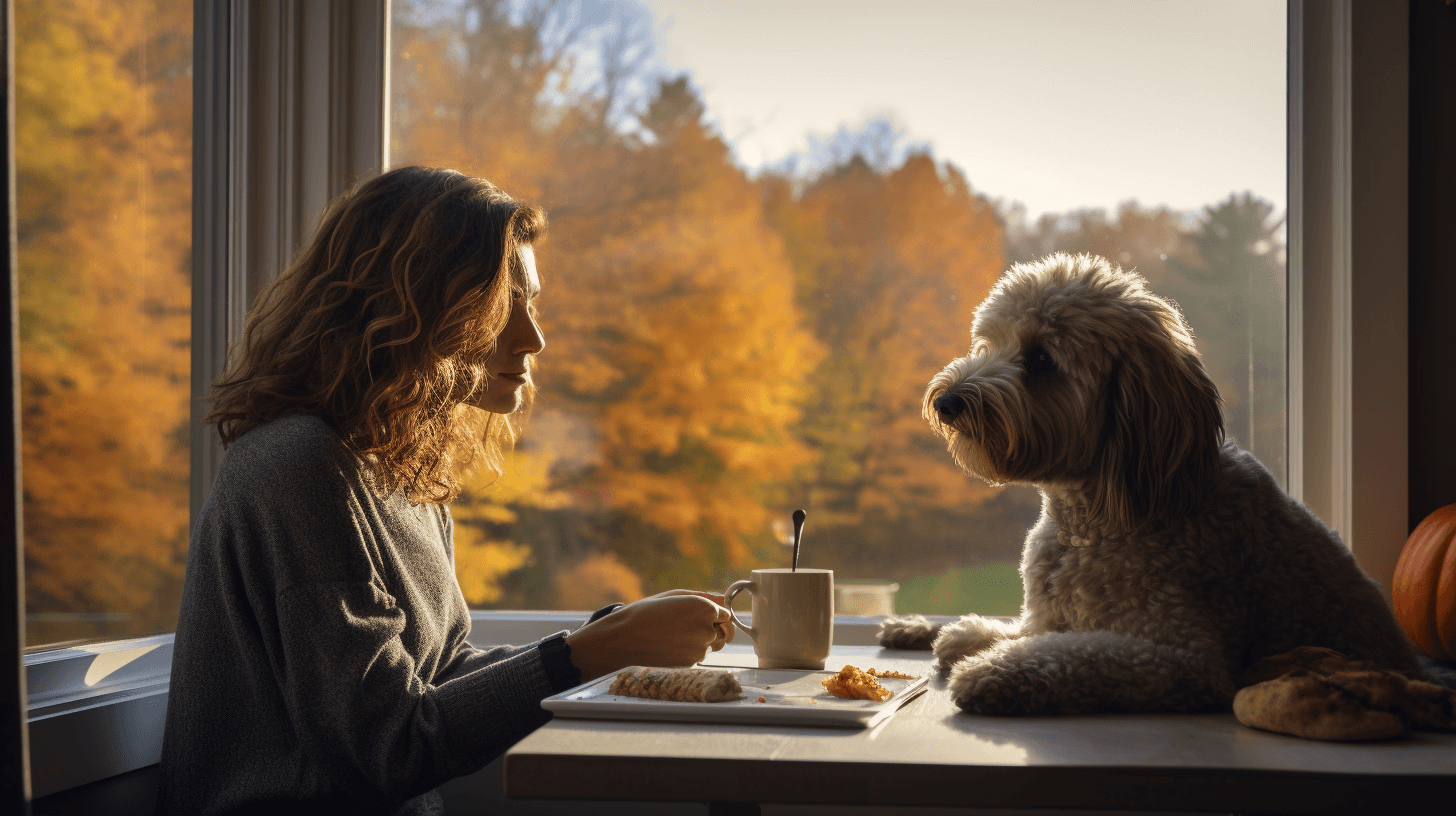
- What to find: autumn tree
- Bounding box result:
[393,5,825,603]
[1000,201,1203,333]
[762,139,1017,574]
[521,76,825,594]
[1171,193,1286,479]
[392,0,596,605]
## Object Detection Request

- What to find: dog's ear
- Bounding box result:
[1088,307,1224,533]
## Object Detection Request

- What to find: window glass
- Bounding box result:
[17,0,193,648]
[389,0,1286,616]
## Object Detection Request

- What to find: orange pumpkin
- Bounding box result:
[1392,504,1456,661]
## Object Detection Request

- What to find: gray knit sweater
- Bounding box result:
[156,415,560,815]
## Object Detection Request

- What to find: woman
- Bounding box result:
[156,166,732,815]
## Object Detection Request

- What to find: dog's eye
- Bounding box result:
[1023,346,1056,376]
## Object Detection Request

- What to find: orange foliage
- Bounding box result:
[768,154,1006,520]
[553,552,646,612]
[393,5,828,589]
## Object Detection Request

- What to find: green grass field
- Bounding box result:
[893,561,1023,616]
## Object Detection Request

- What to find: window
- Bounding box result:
[16,0,193,650]
[388,0,1287,617]
[12,0,1420,802]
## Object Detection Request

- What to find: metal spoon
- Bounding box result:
[791,509,806,571]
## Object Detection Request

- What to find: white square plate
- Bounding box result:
[541,665,929,729]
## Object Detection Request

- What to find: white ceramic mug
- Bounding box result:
[724,568,834,670]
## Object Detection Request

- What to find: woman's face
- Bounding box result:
[470,245,545,414]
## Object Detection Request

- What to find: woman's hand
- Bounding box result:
[564,590,735,682]
[642,589,735,650]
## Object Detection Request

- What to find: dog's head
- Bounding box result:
[924,252,1223,533]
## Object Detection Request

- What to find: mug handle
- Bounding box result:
[723,579,756,639]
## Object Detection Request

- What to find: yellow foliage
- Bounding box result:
[552,552,645,611]
[17,0,194,642]
[452,523,533,607]
[453,446,572,524]
[449,444,578,603]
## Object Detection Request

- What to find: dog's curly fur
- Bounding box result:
[879,253,1422,716]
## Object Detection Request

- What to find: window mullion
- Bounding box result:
[1288,0,1409,590]
[191,0,388,527]
[4,0,34,808]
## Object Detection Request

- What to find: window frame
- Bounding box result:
[13,0,1412,801]
[1287,0,1410,588]
[4,0,27,806]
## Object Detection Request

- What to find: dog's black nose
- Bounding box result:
[933,394,964,421]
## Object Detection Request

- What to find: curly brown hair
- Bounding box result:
[206,165,546,503]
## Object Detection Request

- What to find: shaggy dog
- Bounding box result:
[879,252,1421,716]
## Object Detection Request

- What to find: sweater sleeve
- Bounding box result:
[273,581,556,801]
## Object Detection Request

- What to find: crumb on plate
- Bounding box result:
[822,665,892,701]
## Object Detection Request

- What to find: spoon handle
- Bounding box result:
[791,509,806,571]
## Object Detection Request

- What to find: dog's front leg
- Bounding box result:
[878,613,1021,667]
[946,631,1235,715]
[877,614,943,650]
[931,614,1022,673]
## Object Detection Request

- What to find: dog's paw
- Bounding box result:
[931,615,1018,673]
[947,656,1054,716]
[877,614,940,650]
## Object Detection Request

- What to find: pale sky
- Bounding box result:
[635,0,1287,219]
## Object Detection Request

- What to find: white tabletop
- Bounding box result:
[504,645,1456,814]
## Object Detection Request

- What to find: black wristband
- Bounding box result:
[586,602,625,625]
[537,630,582,694]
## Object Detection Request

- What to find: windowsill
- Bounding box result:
[26,634,175,798]
[27,636,174,716]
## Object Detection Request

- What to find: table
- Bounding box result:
[504,645,1456,815]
